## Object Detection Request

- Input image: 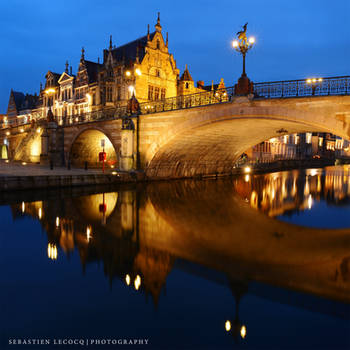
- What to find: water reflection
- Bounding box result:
[233,166,350,218]
[9,167,350,313]
[3,167,350,349]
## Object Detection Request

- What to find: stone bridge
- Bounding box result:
[1,92,350,179]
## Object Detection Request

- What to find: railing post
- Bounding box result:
[328,80,330,95]
[296,81,299,97]
[281,82,284,98]
[346,78,348,95]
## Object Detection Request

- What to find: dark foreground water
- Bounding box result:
[1,166,350,350]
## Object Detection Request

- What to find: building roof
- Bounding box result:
[109,32,156,64]
[180,65,193,81]
[84,60,103,83]
[7,90,39,115]
[11,91,25,111]
[21,94,39,110]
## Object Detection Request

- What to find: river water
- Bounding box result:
[1,166,349,349]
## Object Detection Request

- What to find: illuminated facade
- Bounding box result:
[246,132,350,162]
[3,14,226,128]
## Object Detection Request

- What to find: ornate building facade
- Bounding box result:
[3,14,226,128]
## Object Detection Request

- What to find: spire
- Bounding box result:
[155,12,162,32]
[147,24,150,40]
[65,60,69,74]
[81,47,85,61]
[166,32,168,47]
[136,44,139,63]
[211,80,214,91]
[109,35,113,50]
[180,64,193,82]
[40,82,43,91]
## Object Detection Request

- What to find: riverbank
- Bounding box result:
[0,159,346,191]
[0,161,145,191]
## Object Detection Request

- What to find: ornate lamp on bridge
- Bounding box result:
[232,23,255,95]
[45,88,56,122]
[306,78,323,96]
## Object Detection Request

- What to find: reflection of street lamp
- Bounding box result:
[306,78,323,96]
[225,280,248,343]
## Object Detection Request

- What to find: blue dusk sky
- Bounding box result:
[0,0,349,113]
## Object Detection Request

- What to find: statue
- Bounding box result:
[236,23,248,45]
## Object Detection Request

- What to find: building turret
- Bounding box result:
[178,64,195,95]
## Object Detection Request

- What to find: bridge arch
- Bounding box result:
[69,127,118,168]
[144,97,350,178]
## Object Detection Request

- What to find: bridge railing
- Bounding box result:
[254,76,350,99]
[139,87,234,114]
[2,76,349,130]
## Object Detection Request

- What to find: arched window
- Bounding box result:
[157,40,160,49]
[186,82,189,89]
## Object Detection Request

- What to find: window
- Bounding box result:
[106,87,113,102]
[148,85,153,100]
[306,132,312,144]
[154,87,159,101]
[157,40,160,49]
[161,88,166,100]
[156,69,160,77]
[186,82,189,89]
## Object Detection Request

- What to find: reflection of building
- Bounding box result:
[246,133,350,163]
[12,191,173,308]
[3,14,227,128]
[234,167,350,217]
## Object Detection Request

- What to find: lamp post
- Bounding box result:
[45,88,56,122]
[306,78,323,96]
[232,24,255,95]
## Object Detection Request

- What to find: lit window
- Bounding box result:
[295,135,299,145]
[306,133,312,144]
[161,88,166,100]
[148,86,153,101]
[154,87,160,100]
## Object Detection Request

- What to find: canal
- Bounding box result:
[1,166,349,349]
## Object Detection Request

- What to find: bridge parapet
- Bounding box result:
[254,76,350,99]
[1,76,349,132]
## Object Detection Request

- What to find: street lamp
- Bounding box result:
[232,37,255,77]
[45,88,56,122]
[232,23,255,95]
[306,78,323,96]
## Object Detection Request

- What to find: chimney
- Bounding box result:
[197,80,204,89]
